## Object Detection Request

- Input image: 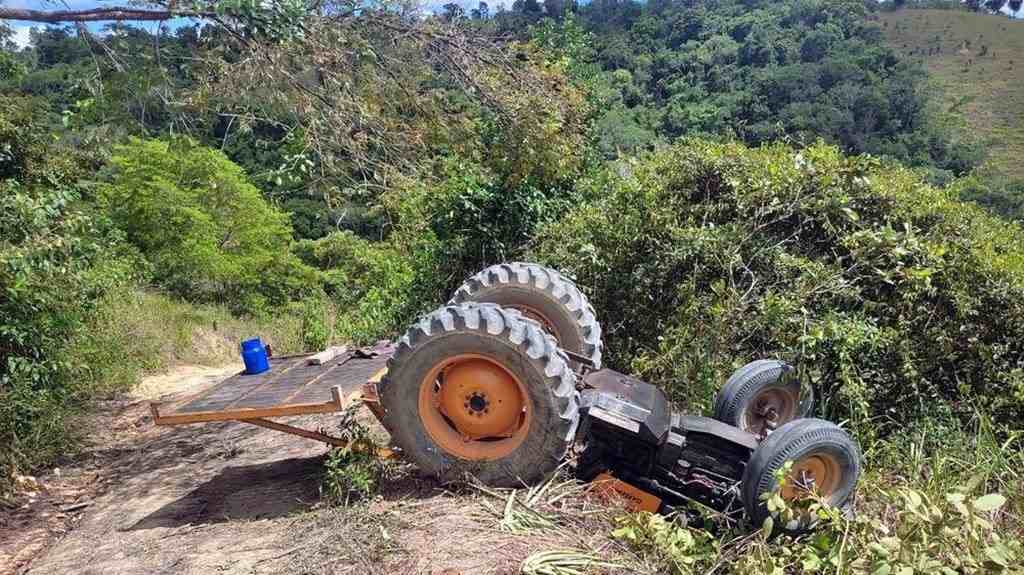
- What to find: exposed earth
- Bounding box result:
[0,366,625,575]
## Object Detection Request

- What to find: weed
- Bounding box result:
[520,549,620,575]
[320,405,396,506]
[611,512,719,574]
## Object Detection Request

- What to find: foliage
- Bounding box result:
[320,405,394,505]
[294,230,420,344]
[0,182,136,483]
[957,176,1024,221]
[100,137,319,313]
[0,97,137,485]
[733,477,1021,574]
[198,1,590,214]
[610,424,1022,573]
[612,512,719,573]
[511,0,981,181]
[533,139,1024,436]
[300,294,331,352]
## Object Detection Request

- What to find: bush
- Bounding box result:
[612,410,1023,573]
[533,139,1024,436]
[0,180,136,485]
[319,406,395,505]
[291,153,584,345]
[957,176,1024,222]
[100,137,320,314]
[294,230,420,344]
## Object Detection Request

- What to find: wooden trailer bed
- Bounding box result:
[150,342,394,446]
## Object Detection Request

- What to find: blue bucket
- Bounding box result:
[241,337,270,375]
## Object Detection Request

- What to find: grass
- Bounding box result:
[95,290,309,373]
[1,289,312,495]
[879,8,1024,180]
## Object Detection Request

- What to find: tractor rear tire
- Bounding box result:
[449,262,603,370]
[741,418,861,533]
[713,360,805,438]
[380,303,580,487]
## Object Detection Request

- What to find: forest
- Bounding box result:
[1,0,1023,572]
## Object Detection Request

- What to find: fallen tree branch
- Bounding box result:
[0,6,213,23]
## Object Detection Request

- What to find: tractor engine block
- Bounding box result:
[578,369,759,514]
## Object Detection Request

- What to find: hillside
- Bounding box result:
[880,8,1024,180]
[4,2,1024,572]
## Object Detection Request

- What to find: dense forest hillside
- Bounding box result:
[566,0,979,182]
[2,0,1023,571]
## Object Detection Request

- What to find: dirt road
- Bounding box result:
[1,366,623,575]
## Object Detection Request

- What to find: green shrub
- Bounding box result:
[300,294,331,352]
[100,137,320,314]
[294,230,420,344]
[0,180,136,485]
[612,512,719,573]
[611,427,1023,573]
[319,406,394,505]
[533,139,1024,436]
[290,153,584,345]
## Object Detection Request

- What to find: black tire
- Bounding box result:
[448,262,603,370]
[741,418,861,532]
[713,360,806,437]
[380,303,580,487]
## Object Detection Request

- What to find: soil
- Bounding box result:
[0,366,625,575]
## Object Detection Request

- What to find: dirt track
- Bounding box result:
[1,366,622,575]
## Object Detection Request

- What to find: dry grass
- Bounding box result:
[879,8,1024,180]
[100,290,308,373]
[265,464,653,575]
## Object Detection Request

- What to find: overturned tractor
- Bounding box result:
[152,262,861,532]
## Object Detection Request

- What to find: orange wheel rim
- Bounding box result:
[742,386,799,437]
[781,453,841,501]
[418,353,531,461]
[508,304,558,340]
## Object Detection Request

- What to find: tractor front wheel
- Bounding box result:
[741,418,861,533]
[713,360,807,438]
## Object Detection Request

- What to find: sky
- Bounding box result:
[4,0,196,47]
[4,0,1023,48]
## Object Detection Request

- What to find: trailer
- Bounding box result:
[150,343,393,449]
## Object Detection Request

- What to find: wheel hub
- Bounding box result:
[433,357,526,443]
[743,385,799,437]
[782,453,841,500]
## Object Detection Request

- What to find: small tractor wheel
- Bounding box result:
[449,262,603,370]
[741,418,861,533]
[380,303,580,486]
[713,360,806,438]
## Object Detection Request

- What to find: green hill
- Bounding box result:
[880,8,1024,180]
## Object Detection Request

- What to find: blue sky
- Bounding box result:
[4,0,201,46]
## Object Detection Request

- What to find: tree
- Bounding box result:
[100,138,316,310]
[442,3,465,21]
[0,0,308,42]
[471,2,491,20]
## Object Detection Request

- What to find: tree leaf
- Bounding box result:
[972,493,1006,512]
[761,516,774,539]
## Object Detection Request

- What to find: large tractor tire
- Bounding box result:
[741,418,861,532]
[713,360,807,438]
[449,263,603,370]
[380,303,580,487]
